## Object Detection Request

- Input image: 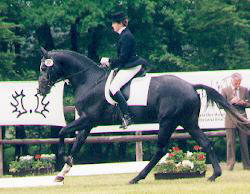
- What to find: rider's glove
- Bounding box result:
[100,57,110,67]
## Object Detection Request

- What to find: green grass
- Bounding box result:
[1,163,250,194]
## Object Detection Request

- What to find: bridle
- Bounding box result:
[40,63,107,91]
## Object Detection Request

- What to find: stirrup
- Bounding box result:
[120,115,133,129]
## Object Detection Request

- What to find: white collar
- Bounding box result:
[118,27,126,34]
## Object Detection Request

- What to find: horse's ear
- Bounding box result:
[40,47,48,58]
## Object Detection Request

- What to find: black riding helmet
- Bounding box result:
[111,11,127,23]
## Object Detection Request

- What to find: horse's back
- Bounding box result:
[147,74,200,117]
[149,74,197,99]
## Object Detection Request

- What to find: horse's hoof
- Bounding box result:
[207,176,216,182]
[55,176,64,182]
[129,178,139,184]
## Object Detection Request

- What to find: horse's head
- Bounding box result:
[38,47,105,96]
[38,47,63,96]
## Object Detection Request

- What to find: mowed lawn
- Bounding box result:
[1,163,250,194]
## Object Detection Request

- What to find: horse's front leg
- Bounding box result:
[57,113,89,157]
[55,114,92,182]
[55,129,91,182]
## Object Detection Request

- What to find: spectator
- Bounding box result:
[221,73,250,170]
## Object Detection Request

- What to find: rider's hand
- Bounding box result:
[100,57,110,67]
[231,96,240,104]
[237,99,247,106]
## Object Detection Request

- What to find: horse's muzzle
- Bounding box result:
[38,75,51,96]
[37,88,48,96]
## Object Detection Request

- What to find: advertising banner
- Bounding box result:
[0,81,66,126]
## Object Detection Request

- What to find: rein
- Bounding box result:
[63,66,93,81]
[47,65,107,87]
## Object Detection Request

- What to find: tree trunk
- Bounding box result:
[87,26,103,62]
[14,27,22,70]
[15,125,29,158]
[70,16,81,52]
[35,23,55,50]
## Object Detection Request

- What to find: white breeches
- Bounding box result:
[110,65,142,95]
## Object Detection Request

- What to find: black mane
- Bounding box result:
[49,50,99,68]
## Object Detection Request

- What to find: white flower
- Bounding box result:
[159,155,168,164]
[41,154,56,160]
[19,155,33,161]
[182,160,194,169]
[186,151,193,158]
[176,162,182,168]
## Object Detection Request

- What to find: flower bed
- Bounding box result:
[9,154,56,176]
[154,146,206,180]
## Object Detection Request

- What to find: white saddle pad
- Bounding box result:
[105,70,151,106]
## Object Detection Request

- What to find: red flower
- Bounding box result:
[172,147,180,152]
[193,145,201,151]
[168,153,175,157]
[35,154,41,160]
[197,154,205,160]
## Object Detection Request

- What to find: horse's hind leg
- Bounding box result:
[129,120,177,184]
[184,122,222,181]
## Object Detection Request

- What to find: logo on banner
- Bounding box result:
[10,89,50,118]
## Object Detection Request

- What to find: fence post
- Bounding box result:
[135,131,143,161]
[0,127,3,176]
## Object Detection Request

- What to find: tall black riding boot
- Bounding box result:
[112,91,133,129]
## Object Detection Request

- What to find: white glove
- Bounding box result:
[100,57,110,67]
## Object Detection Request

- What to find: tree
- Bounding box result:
[225,38,250,69]
[185,0,249,70]
[132,0,197,72]
[0,16,22,80]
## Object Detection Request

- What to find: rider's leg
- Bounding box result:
[112,90,133,128]
[110,65,142,128]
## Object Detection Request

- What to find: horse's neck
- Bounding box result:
[73,71,109,117]
[72,68,107,94]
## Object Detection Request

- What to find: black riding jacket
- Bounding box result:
[110,28,148,69]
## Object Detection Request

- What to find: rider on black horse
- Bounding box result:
[100,11,149,129]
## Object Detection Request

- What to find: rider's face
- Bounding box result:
[112,22,123,33]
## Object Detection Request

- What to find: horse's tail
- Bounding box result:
[193,84,250,134]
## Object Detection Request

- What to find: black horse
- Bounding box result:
[38,48,250,184]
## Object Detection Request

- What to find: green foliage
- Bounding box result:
[9,154,55,173]
[0,17,22,80]
[9,155,33,173]
[185,0,249,70]
[1,0,248,80]
[149,45,199,72]
[225,38,250,69]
